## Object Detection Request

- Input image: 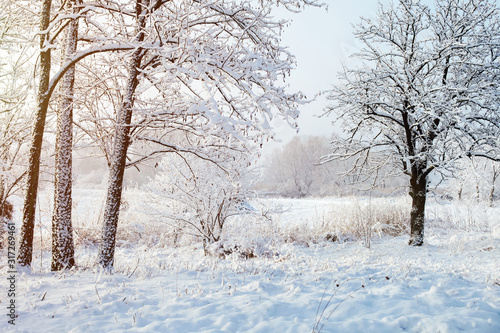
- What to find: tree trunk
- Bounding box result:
[98,0,150,269]
[490,165,497,207]
[408,174,427,246]
[18,0,52,267]
[98,49,143,269]
[51,0,78,271]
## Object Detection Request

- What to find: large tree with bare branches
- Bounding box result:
[325,0,500,246]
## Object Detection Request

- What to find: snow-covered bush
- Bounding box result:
[145,153,256,253]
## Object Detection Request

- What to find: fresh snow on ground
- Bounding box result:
[1,192,499,332]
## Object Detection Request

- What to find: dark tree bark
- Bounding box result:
[16,0,150,268]
[408,170,427,246]
[401,99,429,247]
[18,0,52,267]
[98,0,150,269]
[51,0,79,271]
[98,51,143,269]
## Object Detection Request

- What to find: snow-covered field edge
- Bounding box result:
[1,190,499,332]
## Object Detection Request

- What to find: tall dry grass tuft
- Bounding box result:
[275,197,410,248]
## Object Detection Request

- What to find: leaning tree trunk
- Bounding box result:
[18,0,52,267]
[408,172,427,246]
[98,0,151,270]
[51,0,78,271]
[98,49,143,269]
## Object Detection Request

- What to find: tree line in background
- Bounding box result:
[259,135,499,203]
[259,135,408,198]
[1,0,499,271]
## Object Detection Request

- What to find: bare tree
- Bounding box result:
[324,0,500,246]
[262,136,333,198]
[146,147,256,254]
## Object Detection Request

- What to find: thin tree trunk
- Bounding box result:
[490,165,498,207]
[18,0,52,267]
[98,49,143,269]
[0,178,4,212]
[476,182,480,202]
[98,0,150,269]
[408,174,427,246]
[51,0,78,271]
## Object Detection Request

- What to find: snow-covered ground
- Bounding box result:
[1,192,499,332]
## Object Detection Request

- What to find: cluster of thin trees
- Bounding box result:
[1,0,499,272]
[1,0,318,270]
[260,136,408,198]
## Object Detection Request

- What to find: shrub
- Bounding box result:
[144,154,257,254]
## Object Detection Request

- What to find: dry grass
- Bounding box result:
[261,198,411,249]
[22,189,499,265]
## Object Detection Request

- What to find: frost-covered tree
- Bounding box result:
[451,158,499,206]
[261,135,407,197]
[262,136,333,197]
[17,0,54,266]
[96,0,319,268]
[0,1,36,218]
[15,0,146,267]
[488,163,499,206]
[325,0,500,246]
[146,148,256,254]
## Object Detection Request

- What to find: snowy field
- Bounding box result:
[1,191,500,332]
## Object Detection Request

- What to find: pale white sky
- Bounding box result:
[264,0,499,153]
[263,0,381,153]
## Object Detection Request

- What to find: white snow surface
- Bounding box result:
[2,194,499,333]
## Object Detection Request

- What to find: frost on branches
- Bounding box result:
[146,149,256,255]
[325,0,500,246]
[94,0,319,268]
[5,0,318,268]
[0,0,37,226]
